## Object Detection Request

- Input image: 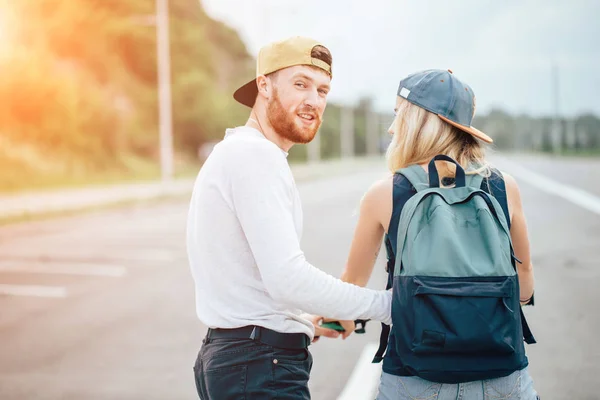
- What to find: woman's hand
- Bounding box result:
[337,320,356,340]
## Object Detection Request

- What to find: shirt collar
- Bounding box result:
[224,126,289,157]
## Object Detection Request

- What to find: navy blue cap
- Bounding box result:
[397,69,492,143]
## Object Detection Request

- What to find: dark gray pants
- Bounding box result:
[193,337,313,399]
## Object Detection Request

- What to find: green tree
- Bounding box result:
[0,0,253,190]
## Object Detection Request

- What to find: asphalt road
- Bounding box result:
[0,153,598,400]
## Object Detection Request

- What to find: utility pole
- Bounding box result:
[156,0,174,181]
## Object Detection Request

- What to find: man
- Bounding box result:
[187,36,392,400]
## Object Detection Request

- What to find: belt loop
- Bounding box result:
[249,326,261,341]
[205,328,213,344]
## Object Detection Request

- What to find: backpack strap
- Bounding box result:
[373,325,391,363]
[466,172,485,190]
[372,236,395,363]
[373,166,438,363]
[483,169,537,344]
[520,305,536,344]
[482,170,510,230]
[397,165,429,192]
[372,173,418,363]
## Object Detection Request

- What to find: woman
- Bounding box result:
[336,69,539,399]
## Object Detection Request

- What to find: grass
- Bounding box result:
[0,154,386,226]
[556,148,600,158]
[506,148,600,161]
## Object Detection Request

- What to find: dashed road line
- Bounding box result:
[0,284,67,298]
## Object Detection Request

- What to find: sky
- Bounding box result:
[201,0,600,117]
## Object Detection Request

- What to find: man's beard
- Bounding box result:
[267,90,321,144]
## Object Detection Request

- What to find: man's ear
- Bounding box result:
[256,75,270,99]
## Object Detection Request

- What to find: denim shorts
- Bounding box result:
[376,368,539,400]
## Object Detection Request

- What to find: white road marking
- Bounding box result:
[0,284,67,298]
[498,158,600,216]
[337,342,382,400]
[0,262,127,277]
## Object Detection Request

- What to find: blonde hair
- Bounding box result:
[385,97,490,179]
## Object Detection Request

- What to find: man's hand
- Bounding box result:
[321,318,355,339]
[302,314,341,343]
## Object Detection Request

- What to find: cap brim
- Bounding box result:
[438,115,493,144]
[233,78,258,108]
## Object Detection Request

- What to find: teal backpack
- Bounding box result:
[381,155,536,383]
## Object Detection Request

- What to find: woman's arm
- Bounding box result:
[503,172,536,303]
[330,178,392,338]
[340,178,391,286]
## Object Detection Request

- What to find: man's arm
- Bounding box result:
[230,144,391,325]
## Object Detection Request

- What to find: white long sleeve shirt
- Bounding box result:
[186,126,392,340]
